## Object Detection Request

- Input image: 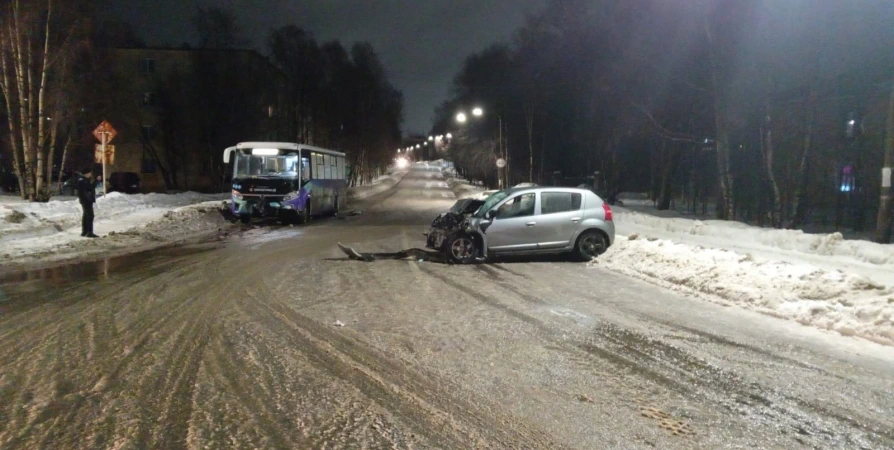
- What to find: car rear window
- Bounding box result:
[541,192,582,214]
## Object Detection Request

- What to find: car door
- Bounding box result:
[535,191,584,249]
[485,192,539,252]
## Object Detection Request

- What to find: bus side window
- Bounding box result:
[337,156,345,180]
[323,154,332,179]
[314,153,324,180]
[302,157,311,181]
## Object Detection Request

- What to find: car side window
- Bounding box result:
[495,193,535,219]
[540,192,581,214]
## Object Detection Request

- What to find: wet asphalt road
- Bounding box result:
[1,164,893,449]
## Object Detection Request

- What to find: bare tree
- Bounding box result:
[0,0,81,201]
[876,80,894,243]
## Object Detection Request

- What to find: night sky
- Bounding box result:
[102,0,546,135]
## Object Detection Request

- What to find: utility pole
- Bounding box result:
[876,80,894,243]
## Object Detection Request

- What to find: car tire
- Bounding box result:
[442,233,477,264]
[574,230,607,261]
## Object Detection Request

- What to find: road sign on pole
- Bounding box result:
[496,158,507,168]
[93,121,117,195]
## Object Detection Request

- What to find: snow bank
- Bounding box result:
[445,175,485,199]
[598,235,894,345]
[613,208,894,286]
[347,170,407,201]
[0,192,227,266]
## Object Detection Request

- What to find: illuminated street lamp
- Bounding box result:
[472,107,483,117]
[446,133,453,139]
[456,112,467,123]
[428,136,434,141]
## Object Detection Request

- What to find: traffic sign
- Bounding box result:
[94,144,115,165]
[496,158,507,168]
[93,120,117,143]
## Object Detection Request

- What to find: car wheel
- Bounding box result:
[442,233,477,264]
[574,230,607,261]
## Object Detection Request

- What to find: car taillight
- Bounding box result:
[603,202,613,221]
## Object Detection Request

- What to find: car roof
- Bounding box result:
[503,186,597,196]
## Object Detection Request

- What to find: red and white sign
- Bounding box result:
[93,120,117,143]
[94,144,115,165]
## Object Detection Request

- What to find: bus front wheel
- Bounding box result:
[298,202,311,224]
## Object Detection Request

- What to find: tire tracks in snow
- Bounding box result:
[241,275,567,449]
[422,261,894,449]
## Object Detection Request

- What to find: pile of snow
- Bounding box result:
[446,175,486,199]
[598,235,894,345]
[613,208,894,286]
[347,170,407,201]
[0,192,227,265]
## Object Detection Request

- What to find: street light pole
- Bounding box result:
[498,115,504,189]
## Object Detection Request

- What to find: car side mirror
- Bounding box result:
[485,210,495,220]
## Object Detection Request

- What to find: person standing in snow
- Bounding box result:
[76,167,99,238]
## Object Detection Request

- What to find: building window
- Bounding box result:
[141,92,155,107]
[140,58,155,74]
[141,125,154,141]
[142,157,157,173]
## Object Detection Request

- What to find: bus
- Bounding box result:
[223,142,347,224]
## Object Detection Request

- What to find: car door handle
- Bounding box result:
[526,222,536,227]
[571,217,581,223]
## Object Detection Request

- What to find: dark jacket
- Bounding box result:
[75,174,96,205]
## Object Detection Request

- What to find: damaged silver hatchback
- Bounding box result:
[431,187,616,264]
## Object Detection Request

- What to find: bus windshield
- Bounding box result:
[234,153,300,179]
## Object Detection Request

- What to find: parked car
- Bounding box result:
[60,174,105,198]
[425,198,485,249]
[432,186,615,264]
[108,172,141,194]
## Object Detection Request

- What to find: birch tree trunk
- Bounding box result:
[0,0,72,202]
[760,113,783,227]
[789,88,815,229]
[704,13,735,220]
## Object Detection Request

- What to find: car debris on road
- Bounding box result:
[338,242,458,264]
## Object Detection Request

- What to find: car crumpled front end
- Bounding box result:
[425,199,486,250]
[425,212,465,250]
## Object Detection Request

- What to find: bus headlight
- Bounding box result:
[282,191,299,203]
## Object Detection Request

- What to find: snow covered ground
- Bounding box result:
[0,192,228,267]
[347,169,407,201]
[600,200,894,345]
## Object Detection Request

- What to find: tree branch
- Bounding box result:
[630,101,703,144]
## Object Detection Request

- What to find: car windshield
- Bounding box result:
[234,153,300,179]
[472,190,511,218]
